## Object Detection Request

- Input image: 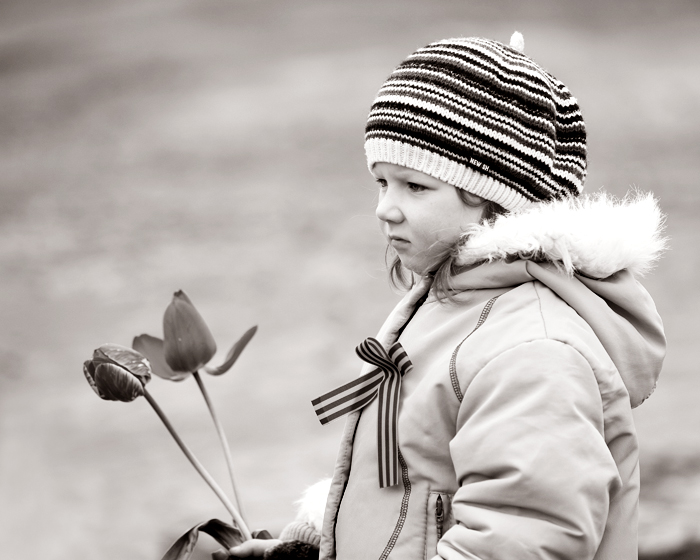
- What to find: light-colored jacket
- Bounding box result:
[317,194,666,560]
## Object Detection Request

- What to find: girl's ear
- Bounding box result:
[457,188,487,208]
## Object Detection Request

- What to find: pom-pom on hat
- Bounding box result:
[365,32,587,211]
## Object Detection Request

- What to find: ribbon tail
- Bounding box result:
[312,368,383,425]
[377,371,402,488]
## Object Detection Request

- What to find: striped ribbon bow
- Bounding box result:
[312,337,413,488]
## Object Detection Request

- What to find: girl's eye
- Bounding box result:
[407,182,427,192]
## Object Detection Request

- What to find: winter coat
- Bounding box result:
[315,193,666,560]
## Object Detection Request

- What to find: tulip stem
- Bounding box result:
[192,370,246,522]
[142,387,252,541]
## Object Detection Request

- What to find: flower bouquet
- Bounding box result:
[83,290,268,559]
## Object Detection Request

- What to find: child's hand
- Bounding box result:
[227,538,282,558]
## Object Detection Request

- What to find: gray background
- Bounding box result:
[1,1,699,558]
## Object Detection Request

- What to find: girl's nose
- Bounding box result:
[376,187,404,223]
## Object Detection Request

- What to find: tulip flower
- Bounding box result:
[163,290,217,373]
[133,290,257,528]
[83,343,250,541]
[83,344,151,402]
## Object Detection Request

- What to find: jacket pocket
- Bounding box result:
[425,491,454,560]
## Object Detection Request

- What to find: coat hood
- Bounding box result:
[444,191,667,408]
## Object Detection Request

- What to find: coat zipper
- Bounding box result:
[435,494,444,541]
[378,450,411,560]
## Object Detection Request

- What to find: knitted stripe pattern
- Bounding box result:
[365,37,587,210]
[279,521,321,547]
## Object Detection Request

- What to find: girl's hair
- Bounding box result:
[387,190,507,301]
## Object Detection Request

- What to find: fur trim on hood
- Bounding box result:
[456,192,667,279]
[293,478,330,534]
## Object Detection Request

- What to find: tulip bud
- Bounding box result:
[83,344,152,402]
[163,290,217,373]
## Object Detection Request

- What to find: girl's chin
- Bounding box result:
[400,253,449,276]
[398,257,430,275]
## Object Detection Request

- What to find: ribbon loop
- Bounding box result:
[355,338,397,373]
[312,337,412,488]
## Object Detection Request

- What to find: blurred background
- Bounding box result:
[1,0,699,558]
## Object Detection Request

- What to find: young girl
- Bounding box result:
[230,32,666,560]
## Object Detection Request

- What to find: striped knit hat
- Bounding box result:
[365,33,587,210]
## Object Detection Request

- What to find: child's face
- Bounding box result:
[373,162,484,275]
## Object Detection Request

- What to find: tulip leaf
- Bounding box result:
[160,518,245,560]
[133,334,190,382]
[210,529,273,559]
[204,326,258,376]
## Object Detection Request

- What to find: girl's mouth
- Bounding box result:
[388,235,410,247]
